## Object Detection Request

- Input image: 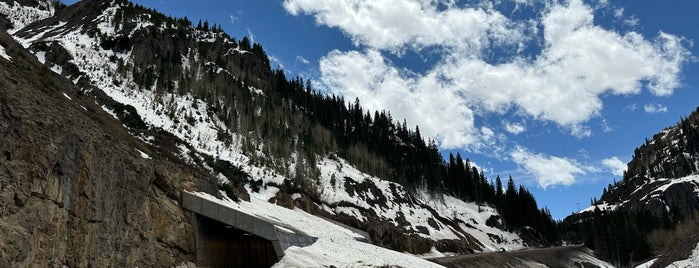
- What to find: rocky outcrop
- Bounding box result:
[0,27,217,267]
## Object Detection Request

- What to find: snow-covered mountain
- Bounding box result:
[564,106,699,267]
[581,106,699,221]
[0,0,533,265]
[0,0,619,267]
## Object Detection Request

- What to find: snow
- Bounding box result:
[573,252,616,268]
[580,201,619,213]
[0,0,54,34]
[35,51,46,64]
[0,44,10,62]
[634,258,657,268]
[192,192,443,268]
[652,174,699,194]
[666,243,699,268]
[62,92,72,100]
[50,64,63,75]
[100,105,119,120]
[136,149,151,159]
[7,1,528,262]
[421,192,525,251]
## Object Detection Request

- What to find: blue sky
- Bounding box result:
[65,0,698,219]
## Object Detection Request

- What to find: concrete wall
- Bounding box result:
[181,192,318,266]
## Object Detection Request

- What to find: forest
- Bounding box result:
[107,0,561,245]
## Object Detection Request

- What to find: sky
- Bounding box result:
[63,0,699,219]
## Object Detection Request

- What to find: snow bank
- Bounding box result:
[0,44,10,62]
[192,192,443,268]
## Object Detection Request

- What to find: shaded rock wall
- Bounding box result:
[0,27,216,267]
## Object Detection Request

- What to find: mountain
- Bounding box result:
[561,106,699,267]
[0,0,610,267]
[0,4,220,267]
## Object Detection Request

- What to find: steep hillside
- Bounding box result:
[0,0,574,266]
[593,106,699,222]
[0,13,219,266]
[561,106,699,267]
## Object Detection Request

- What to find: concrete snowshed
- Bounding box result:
[181,192,317,267]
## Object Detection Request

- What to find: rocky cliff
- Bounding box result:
[594,106,699,222]
[0,19,218,266]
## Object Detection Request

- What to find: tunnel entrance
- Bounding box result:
[181,192,319,268]
[193,214,278,268]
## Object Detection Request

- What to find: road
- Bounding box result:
[429,245,612,268]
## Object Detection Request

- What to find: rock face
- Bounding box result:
[0,26,216,267]
[595,106,699,223]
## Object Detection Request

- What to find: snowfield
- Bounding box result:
[193,192,444,268]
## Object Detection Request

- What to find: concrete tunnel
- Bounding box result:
[180,192,318,267]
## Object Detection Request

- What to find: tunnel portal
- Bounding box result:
[181,192,318,268]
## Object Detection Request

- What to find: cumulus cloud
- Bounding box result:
[288,0,691,149]
[602,156,627,176]
[319,49,478,148]
[283,0,525,54]
[644,103,668,113]
[511,147,585,189]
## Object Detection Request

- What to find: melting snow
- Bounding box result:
[634,258,657,268]
[35,50,46,64]
[0,44,10,62]
[50,64,63,75]
[136,149,151,159]
[192,192,443,268]
[0,0,54,34]
[580,201,619,214]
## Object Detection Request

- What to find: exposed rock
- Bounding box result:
[0,27,217,267]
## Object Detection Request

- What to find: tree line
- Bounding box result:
[109,0,560,243]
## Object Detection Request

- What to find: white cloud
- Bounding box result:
[511,147,585,189]
[290,0,691,149]
[613,7,624,18]
[269,55,285,69]
[283,0,526,54]
[229,13,240,24]
[319,49,478,148]
[296,55,310,64]
[503,121,525,135]
[602,156,627,177]
[644,103,668,113]
[624,16,640,28]
[624,103,638,111]
[246,28,256,44]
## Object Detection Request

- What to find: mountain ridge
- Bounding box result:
[0,0,611,267]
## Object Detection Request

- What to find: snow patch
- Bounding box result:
[580,201,619,213]
[50,64,63,75]
[634,258,657,268]
[35,50,46,64]
[100,105,118,120]
[136,149,151,159]
[0,44,10,62]
[0,0,54,34]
